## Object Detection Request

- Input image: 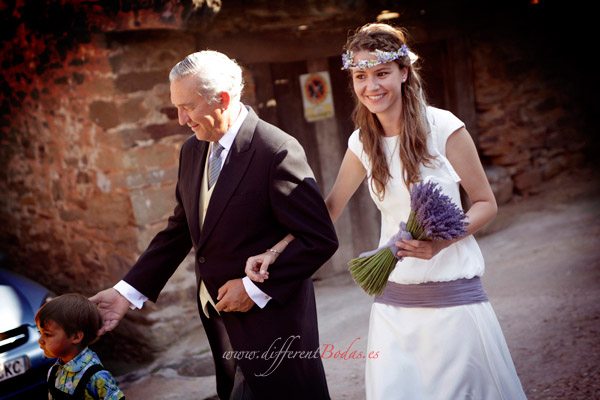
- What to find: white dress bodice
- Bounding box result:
[348,106,485,284]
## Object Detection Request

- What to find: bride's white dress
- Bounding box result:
[348,107,527,399]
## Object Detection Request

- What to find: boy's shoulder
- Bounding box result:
[86,368,125,400]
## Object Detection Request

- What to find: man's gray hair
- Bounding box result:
[169,50,244,104]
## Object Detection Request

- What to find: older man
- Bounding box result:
[90,51,338,399]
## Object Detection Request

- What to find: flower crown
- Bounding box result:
[341,44,416,70]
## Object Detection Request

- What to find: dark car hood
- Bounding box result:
[0,269,49,332]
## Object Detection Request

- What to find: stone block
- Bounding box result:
[59,206,84,222]
[51,180,65,201]
[477,107,507,129]
[104,252,133,276]
[84,193,133,229]
[76,171,91,184]
[564,153,586,169]
[144,121,191,140]
[541,155,565,179]
[72,72,85,85]
[87,76,116,98]
[491,149,531,166]
[125,143,178,171]
[112,166,177,190]
[95,144,125,172]
[106,128,152,149]
[474,83,511,106]
[118,97,148,123]
[108,32,194,75]
[71,238,92,254]
[513,168,543,194]
[479,136,505,156]
[136,222,166,253]
[108,54,125,74]
[96,170,112,193]
[20,194,35,206]
[485,164,509,182]
[545,131,571,148]
[485,165,513,205]
[89,100,120,129]
[115,71,167,93]
[159,106,178,120]
[129,184,176,227]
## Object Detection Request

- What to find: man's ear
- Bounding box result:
[71,331,84,345]
[218,91,231,110]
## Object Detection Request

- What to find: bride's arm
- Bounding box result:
[245,234,295,282]
[397,127,497,260]
[326,149,367,223]
[245,149,366,281]
[446,127,498,235]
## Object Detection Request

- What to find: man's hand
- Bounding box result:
[215,279,254,313]
[89,288,131,336]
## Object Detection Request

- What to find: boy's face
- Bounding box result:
[37,320,82,363]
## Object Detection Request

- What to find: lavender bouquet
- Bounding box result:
[349,181,468,296]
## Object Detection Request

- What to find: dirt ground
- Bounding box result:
[118,166,600,399]
[478,167,600,400]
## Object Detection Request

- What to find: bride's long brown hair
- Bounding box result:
[345,23,433,199]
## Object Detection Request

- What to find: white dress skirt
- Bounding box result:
[348,107,527,399]
[366,302,525,399]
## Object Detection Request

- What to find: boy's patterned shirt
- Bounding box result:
[49,347,125,400]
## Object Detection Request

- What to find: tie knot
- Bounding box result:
[212,143,224,158]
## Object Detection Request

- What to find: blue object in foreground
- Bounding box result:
[0,266,55,400]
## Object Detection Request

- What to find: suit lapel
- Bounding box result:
[197,108,259,250]
[188,139,209,246]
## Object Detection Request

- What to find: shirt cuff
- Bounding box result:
[242,277,271,308]
[114,280,148,310]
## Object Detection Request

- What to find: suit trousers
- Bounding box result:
[199,303,255,400]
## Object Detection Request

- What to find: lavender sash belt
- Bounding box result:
[374,277,488,308]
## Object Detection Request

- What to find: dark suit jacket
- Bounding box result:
[123,107,338,399]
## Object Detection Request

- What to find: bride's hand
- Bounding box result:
[245,252,278,283]
[396,239,454,260]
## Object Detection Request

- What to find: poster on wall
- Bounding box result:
[299,71,335,122]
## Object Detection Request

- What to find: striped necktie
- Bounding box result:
[208,143,224,189]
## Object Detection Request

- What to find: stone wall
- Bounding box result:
[0,1,217,359]
[1,37,138,293]
[469,6,591,198]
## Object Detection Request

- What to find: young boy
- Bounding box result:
[35,293,125,400]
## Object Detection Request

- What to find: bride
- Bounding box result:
[246,23,527,400]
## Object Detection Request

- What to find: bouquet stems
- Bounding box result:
[348,248,397,296]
